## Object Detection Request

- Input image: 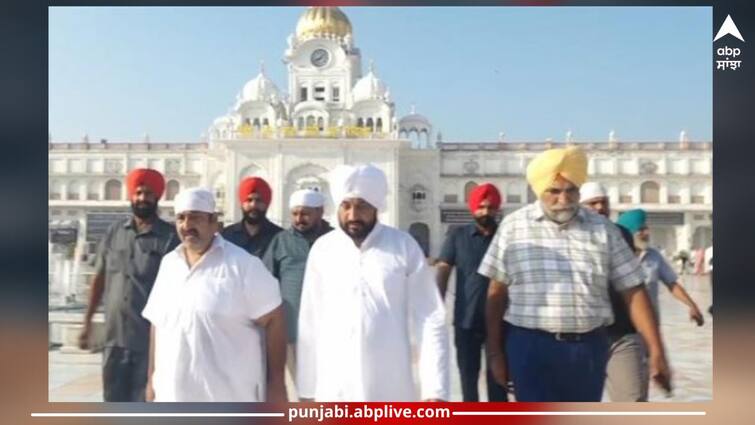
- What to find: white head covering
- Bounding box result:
[580,182,608,203]
[289,189,325,210]
[174,187,216,214]
[328,164,388,211]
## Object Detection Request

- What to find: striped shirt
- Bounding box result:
[478,202,644,333]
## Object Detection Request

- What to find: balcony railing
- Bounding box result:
[232,124,391,140]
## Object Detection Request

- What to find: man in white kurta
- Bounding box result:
[142,188,286,402]
[296,164,450,401]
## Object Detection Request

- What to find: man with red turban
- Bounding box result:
[78,168,179,401]
[222,176,282,258]
[436,183,508,402]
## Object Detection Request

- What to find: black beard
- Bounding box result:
[474,215,497,229]
[294,221,318,236]
[131,201,158,219]
[340,218,376,242]
[242,209,266,225]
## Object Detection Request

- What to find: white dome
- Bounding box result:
[399,113,431,128]
[399,105,431,128]
[352,70,388,103]
[241,71,280,103]
[213,115,233,126]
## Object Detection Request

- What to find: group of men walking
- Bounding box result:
[77,146,706,403]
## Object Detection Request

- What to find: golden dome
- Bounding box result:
[295,7,352,41]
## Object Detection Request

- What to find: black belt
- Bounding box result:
[510,324,605,342]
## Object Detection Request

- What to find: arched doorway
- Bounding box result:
[640,181,660,203]
[408,222,430,257]
[464,181,478,204]
[165,180,180,201]
[104,179,122,201]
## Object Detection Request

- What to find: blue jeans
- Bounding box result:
[505,324,609,402]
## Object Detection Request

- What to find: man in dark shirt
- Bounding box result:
[78,168,179,401]
[436,183,507,402]
[263,189,333,395]
[580,181,650,401]
[222,176,282,258]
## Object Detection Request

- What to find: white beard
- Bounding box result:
[634,236,649,251]
[545,208,577,224]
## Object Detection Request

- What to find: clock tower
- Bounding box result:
[284,7,363,130]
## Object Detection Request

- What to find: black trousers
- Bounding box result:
[102,346,149,402]
[454,327,508,402]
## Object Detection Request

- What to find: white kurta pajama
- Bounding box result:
[296,223,450,401]
[142,235,282,402]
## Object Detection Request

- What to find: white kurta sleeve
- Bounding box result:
[296,243,322,399]
[244,256,282,321]
[141,254,171,326]
[406,238,450,401]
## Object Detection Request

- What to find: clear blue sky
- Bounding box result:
[49,6,712,143]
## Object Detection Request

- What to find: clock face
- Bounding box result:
[310,48,330,68]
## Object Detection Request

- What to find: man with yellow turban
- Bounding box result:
[78,168,179,401]
[478,147,670,402]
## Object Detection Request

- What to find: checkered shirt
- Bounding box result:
[478,202,644,333]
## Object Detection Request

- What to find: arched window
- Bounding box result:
[297,117,305,130]
[166,180,180,201]
[104,179,122,201]
[640,181,660,203]
[357,118,364,128]
[691,184,706,204]
[317,117,324,131]
[49,180,62,200]
[66,180,80,200]
[464,181,478,203]
[421,129,430,146]
[667,182,682,204]
[376,118,383,133]
[619,183,633,204]
[87,182,99,200]
[306,116,315,128]
[366,118,374,131]
[262,118,270,128]
[252,118,261,130]
[506,182,521,204]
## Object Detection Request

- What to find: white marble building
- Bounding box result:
[49,6,712,267]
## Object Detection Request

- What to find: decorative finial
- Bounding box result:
[368,59,375,74]
[679,130,688,142]
[410,103,416,115]
[259,60,266,76]
[565,130,573,142]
